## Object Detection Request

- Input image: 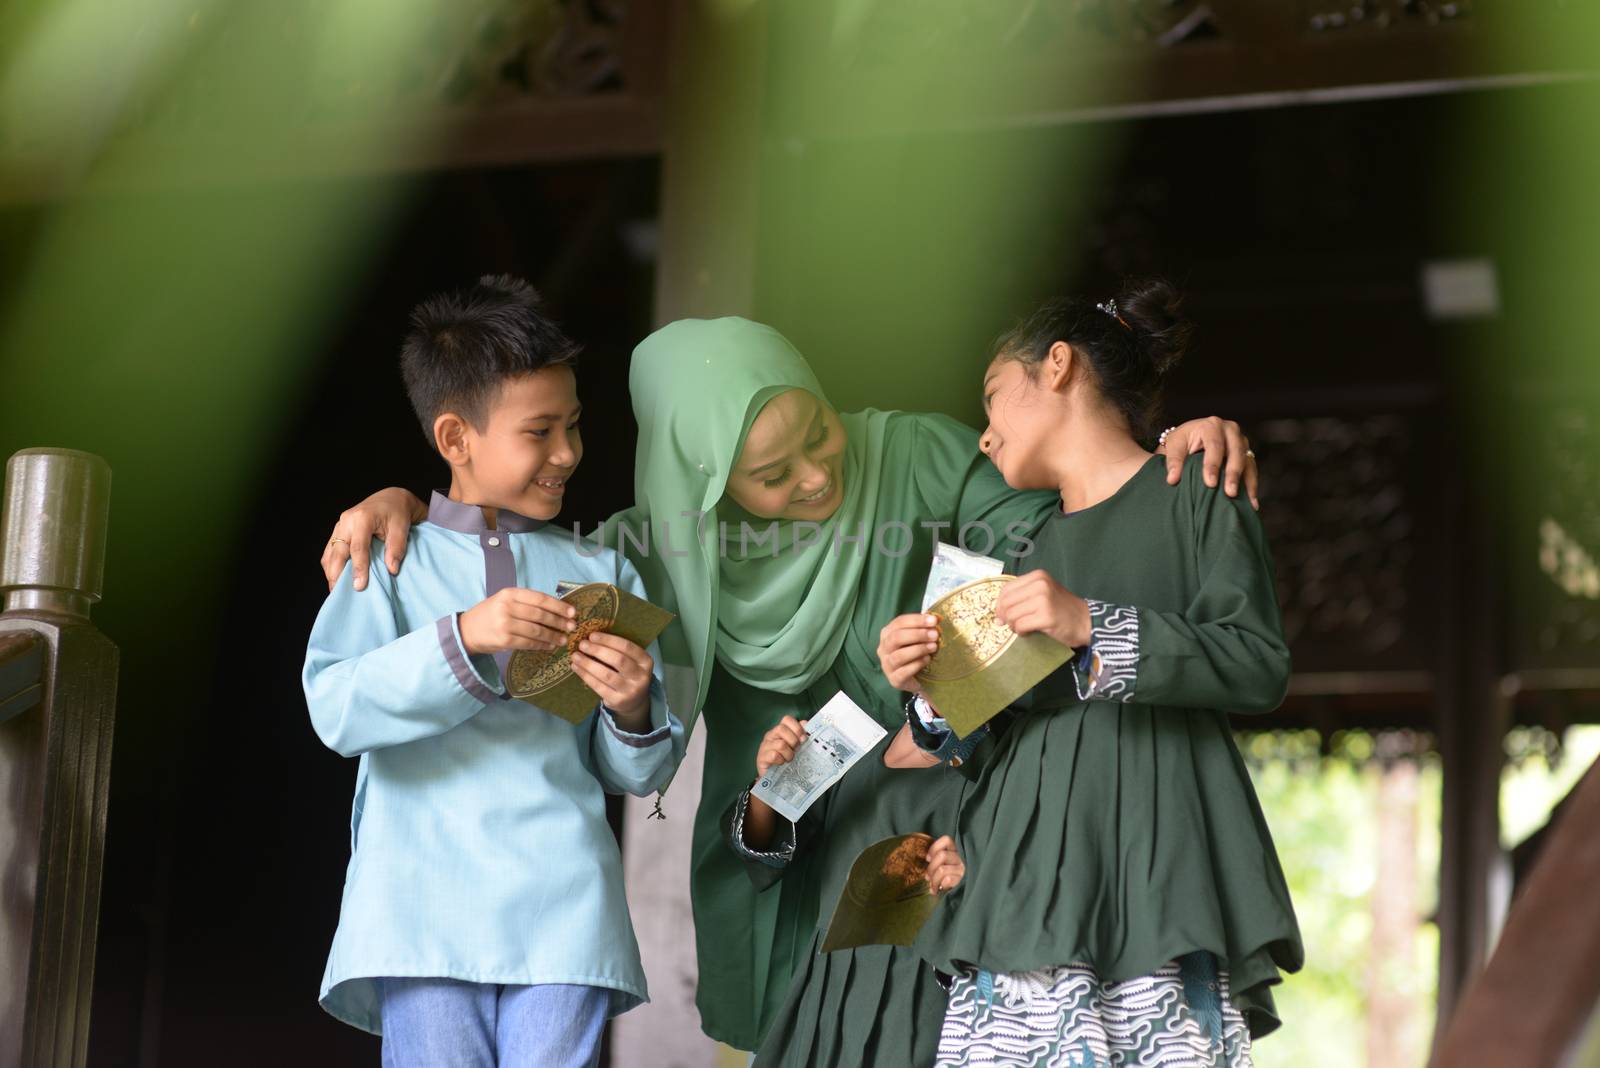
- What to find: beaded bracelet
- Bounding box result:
[1157,425,1178,449]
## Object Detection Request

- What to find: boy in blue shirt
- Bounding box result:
[304,275,684,1067]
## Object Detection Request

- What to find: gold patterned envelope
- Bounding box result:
[820,834,940,953]
[504,582,675,724]
[914,575,1072,738]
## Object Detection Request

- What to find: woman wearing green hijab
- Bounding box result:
[601,318,1004,1063]
[320,317,1259,1056]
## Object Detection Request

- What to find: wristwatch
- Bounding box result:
[902,692,984,768]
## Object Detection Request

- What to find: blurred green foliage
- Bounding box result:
[1244,727,1600,1065]
[1244,735,1442,1067]
[743,0,1130,422]
[1500,726,1600,850]
[0,0,450,768]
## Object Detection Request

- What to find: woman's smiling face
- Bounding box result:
[724,389,848,521]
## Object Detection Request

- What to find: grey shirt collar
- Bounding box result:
[426,491,547,534]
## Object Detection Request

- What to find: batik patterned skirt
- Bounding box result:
[937,954,1254,1068]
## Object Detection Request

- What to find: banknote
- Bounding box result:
[750,691,887,823]
[921,541,1004,612]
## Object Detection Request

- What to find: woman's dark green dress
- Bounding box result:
[917,454,1304,1056]
[689,411,1053,1056]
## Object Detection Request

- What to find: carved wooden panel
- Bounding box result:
[771,0,1588,140]
[1514,403,1600,673]
[1302,0,1472,35]
[1,0,667,199]
[1255,413,1430,671]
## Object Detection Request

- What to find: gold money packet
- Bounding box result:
[821,834,941,953]
[505,582,675,724]
[915,575,1072,739]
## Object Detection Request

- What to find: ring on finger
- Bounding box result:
[329,537,347,547]
[1245,449,1255,459]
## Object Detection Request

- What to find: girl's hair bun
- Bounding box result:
[992,277,1193,440]
[1118,277,1192,378]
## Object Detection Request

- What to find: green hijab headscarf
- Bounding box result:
[598,318,892,739]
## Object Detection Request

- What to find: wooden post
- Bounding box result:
[1433,472,1509,1032]
[616,3,771,1065]
[0,449,119,1068]
[650,0,770,326]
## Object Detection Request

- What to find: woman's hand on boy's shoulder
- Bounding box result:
[1158,417,1259,510]
[322,487,429,591]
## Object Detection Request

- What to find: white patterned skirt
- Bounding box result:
[937,954,1254,1068]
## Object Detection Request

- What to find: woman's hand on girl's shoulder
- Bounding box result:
[756,716,808,777]
[1158,416,1260,510]
[878,613,941,692]
[994,570,1091,649]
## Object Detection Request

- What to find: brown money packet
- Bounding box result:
[820,833,939,953]
[505,582,675,724]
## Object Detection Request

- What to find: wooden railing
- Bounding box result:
[1429,754,1600,1066]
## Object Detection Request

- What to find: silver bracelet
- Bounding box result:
[1157,425,1178,448]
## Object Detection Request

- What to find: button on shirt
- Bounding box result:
[304,493,684,1034]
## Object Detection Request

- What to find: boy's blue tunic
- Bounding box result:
[304,493,684,1035]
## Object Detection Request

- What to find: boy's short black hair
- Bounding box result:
[400,274,581,442]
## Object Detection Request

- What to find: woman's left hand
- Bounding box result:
[993,570,1090,649]
[926,835,965,895]
[1160,416,1259,510]
[572,632,655,729]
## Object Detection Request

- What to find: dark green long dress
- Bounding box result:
[689,410,1054,1053]
[736,734,971,1067]
[916,453,1305,1044]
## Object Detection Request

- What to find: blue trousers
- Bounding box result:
[378,978,609,1068]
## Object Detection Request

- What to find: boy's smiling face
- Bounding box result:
[448,366,582,521]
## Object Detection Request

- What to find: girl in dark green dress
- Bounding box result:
[880,281,1303,1067]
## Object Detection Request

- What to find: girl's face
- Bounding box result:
[724,388,848,521]
[979,354,1060,491]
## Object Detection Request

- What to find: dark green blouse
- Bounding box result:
[914,454,1304,1037]
[689,410,1054,1051]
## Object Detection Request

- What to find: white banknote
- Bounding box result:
[750,691,887,823]
[921,541,1004,611]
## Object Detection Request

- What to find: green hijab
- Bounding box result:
[598,318,892,739]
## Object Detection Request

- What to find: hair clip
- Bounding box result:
[1096,299,1131,330]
